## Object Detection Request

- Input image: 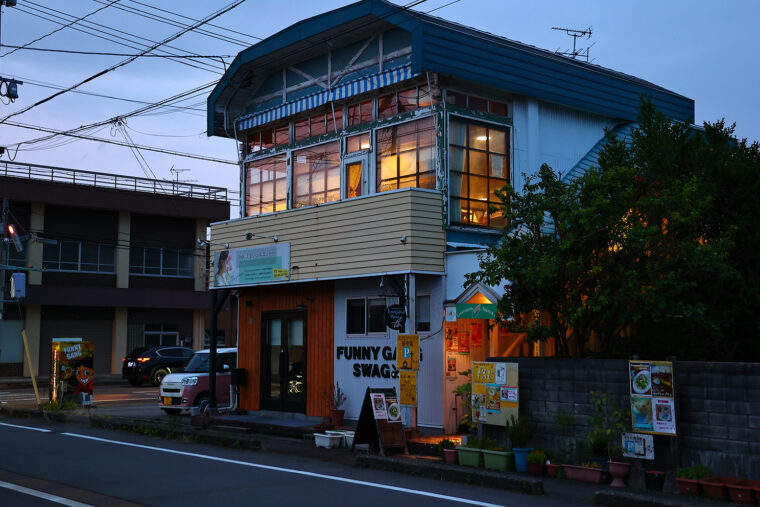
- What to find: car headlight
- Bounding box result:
[181,377,199,386]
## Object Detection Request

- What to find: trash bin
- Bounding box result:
[230,368,247,387]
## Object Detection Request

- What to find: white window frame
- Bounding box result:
[345,296,388,337]
[42,240,116,274]
[129,247,194,278]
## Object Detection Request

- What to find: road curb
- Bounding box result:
[594,490,710,507]
[355,455,544,495]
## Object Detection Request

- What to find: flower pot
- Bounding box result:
[330,409,345,426]
[443,448,458,465]
[314,433,342,448]
[456,446,482,468]
[608,461,631,488]
[676,478,701,496]
[512,447,533,473]
[563,464,605,484]
[482,450,514,472]
[700,476,739,501]
[645,471,666,491]
[527,462,545,476]
[726,480,757,505]
[546,464,561,478]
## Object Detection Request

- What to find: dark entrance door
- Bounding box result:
[261,311,306,412]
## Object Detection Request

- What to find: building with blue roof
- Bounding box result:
[206,0,693,432]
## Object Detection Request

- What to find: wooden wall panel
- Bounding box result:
[237,281,334,417]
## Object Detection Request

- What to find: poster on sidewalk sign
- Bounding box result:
[471,361,518,426]
[629,360,676,436]
[622,432,654,460]
[50,339,93,404]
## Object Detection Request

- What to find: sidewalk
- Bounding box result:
[0,374,125,390]
[0,404,728,507]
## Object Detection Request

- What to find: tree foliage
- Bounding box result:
[467,101,760,360]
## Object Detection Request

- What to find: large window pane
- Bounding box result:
[43,243,59,270]
[60,241,79,271]
[347,299,366,334]
[246,155,287,217]
[416,295,431,332]
[80,243,98,272]
[99,245,115,273]
[162,249,178,276]
[178,251,194,277]
[144,248,161,275]
[449,119,510,228]
[368,299,387,333]
[129,248,143,274]
[292,142,340,208]
[375,116,435,192]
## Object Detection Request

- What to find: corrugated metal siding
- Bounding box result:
[237,282,334,416]
[418,24,693,123]
[210,189,445,281]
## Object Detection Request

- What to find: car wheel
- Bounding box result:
[162,408,181,415]
[195,394,209,414]
[152,368,169,386]
[128,379,143,387]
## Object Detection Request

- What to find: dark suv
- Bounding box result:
[122,346,194,386]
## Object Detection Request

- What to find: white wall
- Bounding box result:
[512,98,616,191]
[333,275,444,428]
[444,250,505,301]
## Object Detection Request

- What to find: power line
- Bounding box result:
[91,0,251,47]
[0,44,233,59]
[0,1,247,125]
[0,0,121,58]
[13,3,226,74]
[4,120,237,165]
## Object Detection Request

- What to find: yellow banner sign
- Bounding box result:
[473,362,494,383]
[400,370,417,406]
[397,334,419,370]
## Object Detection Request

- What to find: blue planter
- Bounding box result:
[513,447,533,473]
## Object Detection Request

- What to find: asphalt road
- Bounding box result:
[0,417,585,507]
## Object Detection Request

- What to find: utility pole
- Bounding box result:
[0,0,22,103]
[0,198,9,320]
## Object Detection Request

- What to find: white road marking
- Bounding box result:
[0,421,52,433]
[0,480,92,506]
[62,432,505,507]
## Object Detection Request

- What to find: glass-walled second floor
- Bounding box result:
[241,84,512,230]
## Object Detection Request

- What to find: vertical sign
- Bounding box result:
[629,360,676,436]
[396,334,419,370]
[399,370,417,406]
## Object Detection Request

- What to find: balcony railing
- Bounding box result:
[1,161,228,201]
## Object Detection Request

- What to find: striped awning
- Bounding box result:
[235,65,419,132]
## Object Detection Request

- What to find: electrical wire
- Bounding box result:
[0,0,121,59]
[13,3,226,74]
[0,44,234,59]
[4,120,237,165]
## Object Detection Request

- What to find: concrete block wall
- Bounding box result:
[485,357,760,478]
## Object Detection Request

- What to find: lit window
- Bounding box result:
[449,119,509,228]
[246,155,287,216]
[376,116,436,192]
[293,119,309,141]
[346,133,370,153]
[292,142,341,208]
[347,100,372,127]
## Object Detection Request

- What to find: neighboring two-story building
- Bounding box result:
[205,0,694,432]
[0,162,230,379]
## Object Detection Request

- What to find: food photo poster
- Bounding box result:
[629,360,676,435]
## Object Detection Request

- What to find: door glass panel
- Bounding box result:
[288,318,305,402]
[346,162,363,198]
[268,319,282,400]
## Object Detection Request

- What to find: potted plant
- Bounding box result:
[436,438,457,464]
[452,370,475,434]
[324,382,347,426]
[563,461,606,483]
[699,476,740,501]
[506,415,535,473]
[526,449,548,476]
[676,464,710,496]
[545,460,562,478]
[456,436,490,468]
[644,470,666,491]
[588,391,630,487]
[482,445,515,473]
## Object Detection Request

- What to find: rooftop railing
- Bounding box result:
[1,161,228,201]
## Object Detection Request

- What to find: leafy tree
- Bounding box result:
[468,101,760,360]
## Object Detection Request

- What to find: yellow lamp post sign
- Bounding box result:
[396,334,419,370]
[399,370,417,406]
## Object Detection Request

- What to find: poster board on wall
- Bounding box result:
[471,361,518,426]
[629,360,676,436]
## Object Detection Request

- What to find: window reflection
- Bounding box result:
[246,156,287,216]
[375,117,436,193]
[293,142,341,208]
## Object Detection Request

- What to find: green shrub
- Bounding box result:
[436,438,456,457]
[527,449,548,464]
[465,436,493,449]
[506,415,535,448]
[676,464,710,480]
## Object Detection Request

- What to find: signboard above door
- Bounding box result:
[456,303,497,319]
[212,243,290,288]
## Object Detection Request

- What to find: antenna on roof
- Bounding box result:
[552,26,594,62]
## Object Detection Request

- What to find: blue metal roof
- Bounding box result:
[208,0,694,138]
